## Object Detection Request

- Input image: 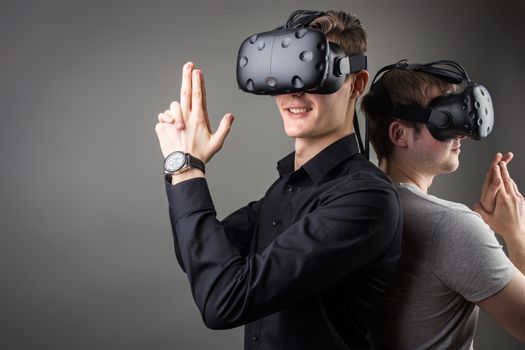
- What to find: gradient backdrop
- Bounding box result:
[1,0,524,349]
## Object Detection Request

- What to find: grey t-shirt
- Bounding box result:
[370,183,516,350]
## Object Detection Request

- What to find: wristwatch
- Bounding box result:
[163,151,205,175]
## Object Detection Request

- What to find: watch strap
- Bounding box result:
[187,154,206,174]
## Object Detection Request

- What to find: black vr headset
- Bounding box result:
[236,10,367,95]
[369,59,494,141]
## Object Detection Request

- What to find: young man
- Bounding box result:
[154,11,402,350]
[361,64,525,349]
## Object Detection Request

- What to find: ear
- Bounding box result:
[389,121,409,148]
[350,70,369,99]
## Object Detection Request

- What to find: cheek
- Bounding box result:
[275,97,285,112]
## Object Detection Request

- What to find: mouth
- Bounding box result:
[285,106,313,117]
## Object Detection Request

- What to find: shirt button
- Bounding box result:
[272,219,280,227]
[252,335,259,342]
[286,185,294,192]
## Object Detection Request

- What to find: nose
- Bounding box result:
[290,91,305,98]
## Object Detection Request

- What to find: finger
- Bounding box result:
[170,101,185,130]
[499,161,512,195]
[474,202,489,222]
[199,69,209,128]
[493,152,503,163]
[501,152,513,164]
[210,113,234,152]
[511,179,524,199]
[192,69,212,132]
[481,153,502,195]
[481,165,502,212]
[158,111,173,123]
[180,62,194,116]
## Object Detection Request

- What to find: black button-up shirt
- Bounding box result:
[165,134,402,350]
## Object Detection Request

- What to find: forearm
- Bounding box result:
[166,178,265,328]
[166,178,402,330]
[503,233,525,272]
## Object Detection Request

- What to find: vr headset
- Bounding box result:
[236,10,367,95]
[369,59,494,141]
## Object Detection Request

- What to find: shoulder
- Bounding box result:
[329,154,398,195]
[399,185,486,230]
[397,184,472,216]
[398,185,499,253]
[395,186,514,300]
[320,157,401,221]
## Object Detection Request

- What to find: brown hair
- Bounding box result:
[309,10,367,58]
[361,69,455,160]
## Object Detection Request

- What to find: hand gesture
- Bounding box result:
[478,152,513,213]
[155,62,234,163]
[475,157,525,241]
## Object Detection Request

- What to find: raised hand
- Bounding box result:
[475,158,525,241]
[478,152,513,213]
[155,62,234,163]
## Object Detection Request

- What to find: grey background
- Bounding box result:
[1,0,524,349]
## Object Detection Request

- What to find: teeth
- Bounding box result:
[288,107,310,114]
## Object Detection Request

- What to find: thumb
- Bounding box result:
[474,201,489,222]
[210,113,234,151]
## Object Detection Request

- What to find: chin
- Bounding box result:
[284,127,299,138]
[443,160,460,174]
[284,124,308,138]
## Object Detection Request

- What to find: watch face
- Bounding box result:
[164,152,186,172]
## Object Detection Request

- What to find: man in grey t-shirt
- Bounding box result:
[361,61,525,349]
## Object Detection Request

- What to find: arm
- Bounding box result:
[220,200,261,257]
[167,178,401,329]
[474,157,525,342]
[477,271,525,343]
[167,187,261,272]
[156,61,235,271]
[475,159,525,271]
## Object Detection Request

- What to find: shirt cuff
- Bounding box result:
[164,176,215,221]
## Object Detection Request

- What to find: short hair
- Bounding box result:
[361,69,455,160]
[309,10,367,58]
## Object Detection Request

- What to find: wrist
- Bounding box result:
[163,151,206,176]
[169,168,205,186]
[500,228,525,245]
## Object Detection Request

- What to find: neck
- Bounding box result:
[294,129,353,170]
[379,156,434,193]
[293,96,356,170]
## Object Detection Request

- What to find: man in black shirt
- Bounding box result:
[155,10,402,350]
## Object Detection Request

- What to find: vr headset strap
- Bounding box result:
[279,10,326,29]
[353,109,369,159]
[337,55,368,75]
[372,78,431,123]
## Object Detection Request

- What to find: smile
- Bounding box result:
[287,107,313,114]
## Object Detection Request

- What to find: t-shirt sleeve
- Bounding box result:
[428,208,516,302]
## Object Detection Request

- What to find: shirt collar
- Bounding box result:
[276,133,361,185]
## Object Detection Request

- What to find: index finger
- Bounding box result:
[200,69,208,120]
[501,152,513,165]
[481,153,502,195]
[192,69,212,132]
[480,165,502,213]
[499,161,512,195]
[180,62,194,115]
